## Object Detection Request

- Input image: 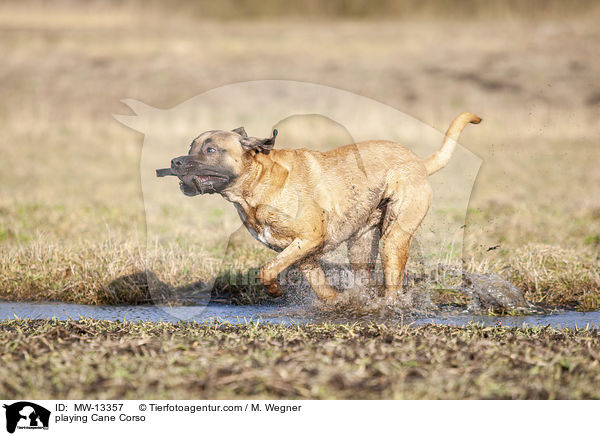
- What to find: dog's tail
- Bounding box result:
[423,112,481,175]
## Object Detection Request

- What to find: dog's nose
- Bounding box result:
[171,157,185,168]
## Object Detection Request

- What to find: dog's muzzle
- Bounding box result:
[156,156,233,196]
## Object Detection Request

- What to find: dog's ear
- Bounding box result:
[240,129,278,154]
[232,127,247,137]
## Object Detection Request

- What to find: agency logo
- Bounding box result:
[2,402,50,434]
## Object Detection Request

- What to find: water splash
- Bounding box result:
[269,262,538,324]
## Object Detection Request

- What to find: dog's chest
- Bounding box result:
[233,204,287,252]
[254,226,274,246]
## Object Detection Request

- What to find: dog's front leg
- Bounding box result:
[258,238,322,297]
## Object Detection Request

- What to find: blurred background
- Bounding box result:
[0,0,599,307]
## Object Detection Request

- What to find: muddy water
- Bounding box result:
[1,301,599,328]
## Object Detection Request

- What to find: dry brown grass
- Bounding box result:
[4,0,600,21]
[0,2,599,307]
[498,245,600,310]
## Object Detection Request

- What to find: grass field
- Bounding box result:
[0,1,599,309]
[1,2,600,403]
[1,319,599,399]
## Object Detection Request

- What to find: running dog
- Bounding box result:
[157,112,481,300]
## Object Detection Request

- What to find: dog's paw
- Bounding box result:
[264,282,284,298]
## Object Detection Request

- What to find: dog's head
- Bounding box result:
[169,127,277,196]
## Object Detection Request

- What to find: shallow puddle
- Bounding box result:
[1,301,599,328]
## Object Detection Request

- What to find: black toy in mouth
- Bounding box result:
[156,168,232,196]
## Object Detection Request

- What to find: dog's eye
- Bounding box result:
[206,147,216,153]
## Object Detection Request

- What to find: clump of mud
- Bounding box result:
[461,272,537,314]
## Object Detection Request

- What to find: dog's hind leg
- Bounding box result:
[297,257,338,301]
[380,227,413,299]
[348,226,381,292]
[380,180,431,300]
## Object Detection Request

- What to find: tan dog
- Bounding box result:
[160,112,481,301]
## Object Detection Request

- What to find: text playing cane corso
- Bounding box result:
[157,112,481,301]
